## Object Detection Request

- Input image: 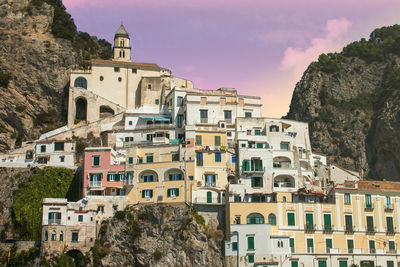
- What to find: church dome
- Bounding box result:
[114,24,129,39]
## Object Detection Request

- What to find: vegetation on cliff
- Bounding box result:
[286,24,400,180]
[11,167,77,240]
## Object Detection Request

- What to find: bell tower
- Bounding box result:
[113,24,131,62]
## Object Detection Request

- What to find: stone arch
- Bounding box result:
[75,97,87,122]
[66,249,87,266]
[164,168,184,181]
[273,156,292,168]
[274,175,295,188]
[247,213,265,224]
[99,105,115,119]
[138,169,158,183]
[74,77,87,89]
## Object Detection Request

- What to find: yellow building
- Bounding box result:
[125,143,195,204]
[225,181,400,267]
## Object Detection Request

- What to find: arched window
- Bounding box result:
[268,213,276,225]
[74,77,87,89]
[44,231,48,241]
[119,51,122,57]
[247,213,264,224]
[269,125,279,132]
[282,196,287,202]
[60,231,63,241]
[51,230,56,241]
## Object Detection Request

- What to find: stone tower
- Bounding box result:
[113,24,131,62]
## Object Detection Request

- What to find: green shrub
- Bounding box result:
[153,250,162,262]
[16,105,26,113]
[317,53,340,73]
[12,167,75,240]
[0,71,10,87]
[114,210,125,220]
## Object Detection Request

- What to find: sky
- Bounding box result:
[63,0,400,117]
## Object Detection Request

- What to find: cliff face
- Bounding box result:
[95,204,224,267]
[286,25,400,180]
[0,0,111,151]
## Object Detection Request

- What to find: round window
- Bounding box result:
[118,77,122,82]
[100,76,104,81]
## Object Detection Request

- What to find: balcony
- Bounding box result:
[385,203,394,212]
[386,227,395,235]
[197,181,216,188]
[370,248,376,254]
[323,225,333,233]
[89,181,102,187]
[365,204,374,211]
[307,247,314,253]
[48,219,61,225]
[304,224,316,232]
[243,167,265,174]
[366,227,376,234]
[388,249,397,254]
[345,226,354,234]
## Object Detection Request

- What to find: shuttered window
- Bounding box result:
[318,260,326,267]
[196,152,203,166]
[247,236,255,250]
[365,194,372,208]
[215,152,221,162]
[92,156,100,166]
[195,135,202,145]
[290,238,295,253]
[287,213,295,226]
[324,214,332,230]
[307,239,314,253]
[54,142,64,151]
[344,193,351,204]
[339,261,347,267]
[326,239,332,253]
[214,136,221,146]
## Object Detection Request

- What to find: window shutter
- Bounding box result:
[176,188,179,196]
[242,161,245,171]
[212,175,216,183]
[116,174,120,181]
[169,174,173,181]
[149,175,153,182]
[150,190,153,198]
[251,178,255,187]
[142,190,145,198]
[107,174,110,181]
[167,189,171,197]
[248,236,254,250]
[260,178,263,187]
[90,174,93,181]
[324,214,331,228]
[251,160,254,171]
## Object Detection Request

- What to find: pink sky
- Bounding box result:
[63,0,400,117]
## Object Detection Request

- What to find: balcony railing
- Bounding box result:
[290,247,295,253]
[345,226,354,234]
[370,248,376,254]
[365,204,374,211]
[48,219,61,225]
[323,225,333,233]
[366,227,375,234]
[89,181,102,187]
[387,227,395,235]
[304,224,316,232]
[307,247,314,253]
[388,249,397,254]
[348,248,353,254]
[198,181,216,187]
[242,167,265,174]
[385,203,394,211]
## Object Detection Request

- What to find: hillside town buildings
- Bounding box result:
[2,25,399,266]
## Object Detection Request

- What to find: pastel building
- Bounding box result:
[82,147,126,197]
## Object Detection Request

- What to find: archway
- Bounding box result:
[75,97,87,122]
[66,249,89,267]
[164,168,184,181]
[138,170,158,183]
[274,175,295,188]
[99,105,115,119]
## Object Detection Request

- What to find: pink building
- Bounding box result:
[83,147,125,197]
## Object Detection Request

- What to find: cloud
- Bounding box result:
[281,18,352,80]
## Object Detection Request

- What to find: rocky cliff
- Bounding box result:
[0,0,111,151]
[286,25,400,180]
[95,203,224,267]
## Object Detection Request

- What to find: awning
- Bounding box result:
[139,115,170,122]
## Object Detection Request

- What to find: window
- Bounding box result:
[72,232,79,242]
[100,76,104,81]
[205,174,216,186]
[245,112,252,118]
[155,99,159,105]
[251,158,263,171]
[387,261,394,267]
[247,236,255,250]
[270,125,279,132]
[347,239,354,253]
[323,214,332,230]
[78,215,83,222]
[147,84,152,90]
[290,238,295,253]
[344,193,351,204]
[268,213,276,225]
[232,242,238,251]
[132,68,137,73]
[172,153,179,161]
[247,130,252,135]
[247,213,264,224]
[168,173,182,181]
[248,254,254,263]
[227,132,232,137]
[142,189,153,198]
[97,206,104,213]
[51,230,57,241]
[305,213,314,229]
[92,156,100,166]
[318,260,326,267]
[114,67,120,72]
[40,145,46,153]
[345,215,353,232]
[280,142,289,151]
[389,241,396,252]
[282,196,287,202]
[112,205,118,211]
[369,240,376,253]
[188,175,193,181]
[207,191,212,203]
[387,217,394,233]
[195,135,202,145]
[74,77,87,89]
[365,194,372,208]
[128,121,133,126]
[256,143,263,148]
[143,175,154,182]
[146,154,153,163]
[48,212,61,224]
[177,114,184,128]
[200,109,208,123]
[224,110,232,122]
[214,136,221,146]
[366,216,374,232]
[215,152,221,162]
[254,129,260,135]
[118,77,122,82]
[307,238,314,253]
[128,157,133,164]
[167,188,179,197]
[60,231,63,241]
[146,134,153,142]
[59,156,65,162]
[44,231,48,241]
[287,212,295,226]
[231,156,236,163]
[291,261,298,267]
[54,142,64,151]
[196,152,203,166]
[177,96,183,106]
[326,239,332,253]
[251,177,263,188]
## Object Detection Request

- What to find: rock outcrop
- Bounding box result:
[0,0,111,151]
[96,203,224,267]
[286,25,400,180]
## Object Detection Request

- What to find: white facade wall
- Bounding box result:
[35,141,75,168]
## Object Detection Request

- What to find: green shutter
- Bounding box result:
[90,174,93,181]
[326,239,332,252]
[387,217,394,230]
[242,160,245,171]
[115,174,120,181]
[251,160,254,171]
[367,216,374,230]
[207,191,212,203]
[251,178,255,188]
[232,242,238,251]
[291,262,298,267]
[150,190,153,198]
[248,255,254,263]
[324,214,331,229]
[257,143,263,148]
[212,175,216,183]
[107,174,110,181]
[93,156,100,166]
[248,236,254,250]
[306,213,314,227]
[214,136,221,146]
[318,260,327,267]
[195,135,202,145]
[339,261,347,267]
[176,188,179,196]
[260,178,263,187]
[288,213,295,226]
[129,157,133,164]
[290,238,295,252]
[169,174,173,181]
[345,215,352,229]
[167,189,171,197]
[142,190,145,198]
